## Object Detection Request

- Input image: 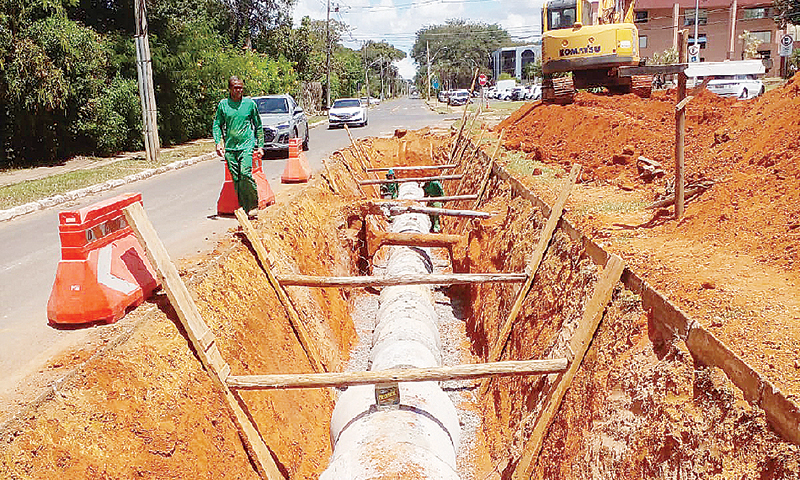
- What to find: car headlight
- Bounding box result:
[276,123,290,131]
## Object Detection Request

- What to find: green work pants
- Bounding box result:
[225,148,258,213]
[430,201,443,233]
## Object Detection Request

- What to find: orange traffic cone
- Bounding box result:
[217,152,276,215]
[281,138,311,183]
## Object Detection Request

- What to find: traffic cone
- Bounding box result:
[253,151,276,208]
[281,138,311,183]
[217,152,276,215]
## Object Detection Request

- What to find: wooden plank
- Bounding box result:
[123,203,284,480]
[367,230,464,257]
[511,254,624,480]
[479,164,582,397]
[367,164,457,172]
[449,68,480,161]
[378,203,494,218]
[276,273,528,287]
[618,64,688,76]
[359,174,462,185]
[344,123,372,170]
[472,130,506,209]
[388,195,477,203]
[228,358,569,390]
[675,30,688,219]
[234,208,327,373]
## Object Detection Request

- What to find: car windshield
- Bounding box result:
[255,97,289,114]
[333,99,361,108]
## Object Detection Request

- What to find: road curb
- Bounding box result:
[0,152,218,223]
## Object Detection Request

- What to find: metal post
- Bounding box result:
[427,41,431,100]
[693,0,700,47]
[728,0,737,60]
[675,30,688,219]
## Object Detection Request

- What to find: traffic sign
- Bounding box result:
[688,44,700,63]
[780,34,794,57]
[478,73,487,86]
[432,79,440,89]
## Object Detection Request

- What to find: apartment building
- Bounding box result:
[634,0,785,75]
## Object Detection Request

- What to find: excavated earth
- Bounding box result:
[1,78,799,479]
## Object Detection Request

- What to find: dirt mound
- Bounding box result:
[496,74,800,269]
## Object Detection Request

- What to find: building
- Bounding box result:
[491,44,542,82]
[634,0,789,75]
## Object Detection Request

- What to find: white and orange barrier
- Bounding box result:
[47,193,160,325]
[217,151,276,215]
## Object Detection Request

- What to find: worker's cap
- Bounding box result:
[387,169,395,175]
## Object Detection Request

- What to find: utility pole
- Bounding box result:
[427,41,431,100]
[364,42,370,106]
[134,0,159,162]
[325,0,331,110]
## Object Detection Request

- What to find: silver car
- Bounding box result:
[252,94,309,151]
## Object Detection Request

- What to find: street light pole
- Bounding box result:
[427,40,431,100]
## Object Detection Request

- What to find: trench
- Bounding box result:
[2,128,798,478]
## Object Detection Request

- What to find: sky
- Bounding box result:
[292,0,546,78]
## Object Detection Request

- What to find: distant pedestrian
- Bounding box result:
[213,76,264,218]
[423,179,444,233]
[380,169,399,199]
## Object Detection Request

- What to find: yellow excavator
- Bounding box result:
[541,0,652,103]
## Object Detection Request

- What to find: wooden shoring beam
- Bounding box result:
[449,68,480,161]
[234,209,327,373]
[376,202,494,219]
[402,195,478,203]
[344,123,372,170]
[359,174,462,185]
[367,164,457,172]
[275,273,527,288]
[123,203,284,480]
[511,255,624,480]
[367,228,464,257]
[479,164,582,396]
[227,358,569,390]
[472,129,506,209]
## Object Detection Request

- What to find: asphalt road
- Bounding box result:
[0,97,448,400]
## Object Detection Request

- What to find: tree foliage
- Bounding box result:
[0,0,405,166]
[411,19,511,93]
[773,0,800,28]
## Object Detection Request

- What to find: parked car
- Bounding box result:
[485,87,498,99]
[328,98,368,128]
[498,88,514,101]
[706,74,765,100]
[448,90,471,106]
[526,85,542,100]
[437,90,451,103]
[252,94,309,151]
[510,86,527,101]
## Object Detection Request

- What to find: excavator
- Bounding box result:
[540,0,652,103]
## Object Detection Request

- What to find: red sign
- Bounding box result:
[478,73,487,86]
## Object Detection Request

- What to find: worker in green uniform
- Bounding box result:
[380,169,399,199]
[423,179,444,233]
[213,76,264,218]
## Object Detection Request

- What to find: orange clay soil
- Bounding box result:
[492,74,800,403]
[0,176,363,478]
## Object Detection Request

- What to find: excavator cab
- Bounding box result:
[541,0,651,103]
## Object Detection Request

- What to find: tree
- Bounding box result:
[773,0,800,28]
[738,30,760,59]
[411,20,511,92]
[220,0,295,46]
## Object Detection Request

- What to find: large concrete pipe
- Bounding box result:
[321,183,461,479]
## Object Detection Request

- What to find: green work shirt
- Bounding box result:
[381,181,398,199]
[212,97,264,151]
[423,180,444,198]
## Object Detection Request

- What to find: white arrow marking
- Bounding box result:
[96,244,138,295]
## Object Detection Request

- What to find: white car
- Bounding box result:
[328,98,368,128]
[526,85,542,100]
[706,74,765,100]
